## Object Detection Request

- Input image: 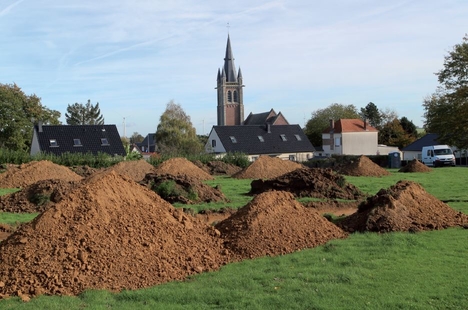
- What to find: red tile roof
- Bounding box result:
[324,119,378,133]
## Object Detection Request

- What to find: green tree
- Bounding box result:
[155,100,203,155]
[399,116,418,140]
[304,103,360,147]
[129,132,144,144]
[360,102,382,128]
[379,118,414,148]
[65,100,104,125]
[0,83,61,151]
[423,35,468,149]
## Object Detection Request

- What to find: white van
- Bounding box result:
[421,145,456,167]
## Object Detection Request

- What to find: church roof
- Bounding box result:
[222,34,237,82]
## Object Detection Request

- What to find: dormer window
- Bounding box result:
[101,138,109,146]
[294,134,302,141]
[49,139,58,147]
[229,136,237,143]
[73,138,82,146]
[258,136,264,142]
[280,134,287,141]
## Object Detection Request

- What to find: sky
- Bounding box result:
[1,0,467,137]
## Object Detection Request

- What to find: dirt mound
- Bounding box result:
[216,191,347,259]
[140,173,228,204]
[0,179,79,213]
[336,155,391,177]
[69,166,100,178]
[250,168,365,200]
[106,159,156,182]
[205,161,242,176]
[303,200,360,217]
[0,224,14,242]
[154,158,214,181]
[0,170,230,299]
[0,161,82,189]
[398,159,432,173]
[337,180,468,233]
[232,156,303,179]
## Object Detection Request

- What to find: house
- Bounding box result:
[401,133,450,161]
[30,123,126,157]
[243,109,289,126]
[133,133,158,159]
[322,119,379,156]
[205,124,315,162]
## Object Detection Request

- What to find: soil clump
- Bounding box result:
[0,161,82,189]
[0,170,231,299]
[69,166,100,178]
[337,180,468,233]
[105,159,157,182]
[194,161,242,176]
[398,159,432,173]
[232,156,303,179]
[303,200,360,217]
[216,191,347,259]
[336,155,390,177]
[140,173,228,204]
[154,158,214,181]
[250,168,365,200]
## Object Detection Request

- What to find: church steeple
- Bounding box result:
[216,35,244,126]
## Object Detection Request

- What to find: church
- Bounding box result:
[205,35,314,162]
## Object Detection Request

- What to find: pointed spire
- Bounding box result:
[224,34,237,82]
[237,67,243,81]
[217,68,221,83]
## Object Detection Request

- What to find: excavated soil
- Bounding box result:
[336,155,391,177]
[105,159,157,182]
[155,158,214,181]
[398,159,432,173]
[338,180,468,233]
[140,173,228,204]
[215,191,348,260]
[0,161,83,189]
[194,161,243,176]
[0,179,79,213]
[250,168,365,200]
[303,200,360,217]
[0,224,14,242]
[0,170,231,299]
[69,166,100,178]
[232,156,303,179]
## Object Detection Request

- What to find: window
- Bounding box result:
[211,139,216,147]
[294,134,302,141]
[289,155,296,161]
[233,90,238,102]
[258,136,264,142]
[229,136,237,143]
[227,91,232,102]
[280,134,287,141]
[335,137,341,147]
[101,138,109,146]
[73,139,82,146]
[49,139,58,147]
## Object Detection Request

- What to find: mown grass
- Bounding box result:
[1,167,468,309]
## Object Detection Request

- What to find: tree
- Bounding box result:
[129,132,144,144]
[0,83,61,151]
[379,118,414,148]
[423,35,468,149]
[155,100,203,155]
[304,103,360,147]
[360,102,382,128]
[65,100,104,125]
[399,116,418,140]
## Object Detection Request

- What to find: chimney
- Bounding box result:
[329,119,334,132]
[266,123,271,133]
[363,118,367,131]
[38,120,43,133]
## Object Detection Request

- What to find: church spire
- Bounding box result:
[223,34,237,82]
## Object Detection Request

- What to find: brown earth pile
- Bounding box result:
[0,179,79,213]
[0,170,231,299]
[154,158,214,181]
[216,191,347,260]
[106,159,157,182]
[250,168,365,200]
[398,159,432,173]
[232,156,303,179]
[336,155,391,177]
[140,173,228,204]
[69,166,100,178]
[0,224,14,242]
[337,180,468,233]
[205,161,243,176]
[303,200,360,217]
[0,161,83,189]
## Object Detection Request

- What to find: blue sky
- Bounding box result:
[1,0,467,137]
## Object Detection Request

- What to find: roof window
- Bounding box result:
[258,136,264,142]
[229,136,237,143]
[280,134,287,141]
[101,138,110,146]
[49,139,58,147]
[73,138,82,146]
[294,134,302,141]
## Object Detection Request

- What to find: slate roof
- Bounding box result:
[401,133,442,151]
[243,109,289,126]
[211,125,315,154]
[323,119,378,133]
[32,124,126,156]
[136,133,158,153]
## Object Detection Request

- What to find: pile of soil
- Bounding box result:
[0,179,79,213]
[0,161,82,189]
[154,158,214,181]
[336,156,391,177]
[69,166,100,178]
[106,159,157,182]
[337,180,468,233]
[0,224,14,242]
[204,161,242,176]
[215,191,347,259]
[0,170,231,299]
[398,159,432,173]
[232,156,303,179]
[140,173,228,204]
[303,200,360,217]
[250,168,365,200]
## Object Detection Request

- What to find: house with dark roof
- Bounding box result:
[401,133,446,161]
[205,124,314,162]
[322,119,379,156]
[30,123,126,157]
[243,109,289,126]
[131,133,158,159]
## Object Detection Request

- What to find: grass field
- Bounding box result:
[1,167,468,309]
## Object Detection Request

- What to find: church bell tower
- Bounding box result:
[216,35,244,126]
